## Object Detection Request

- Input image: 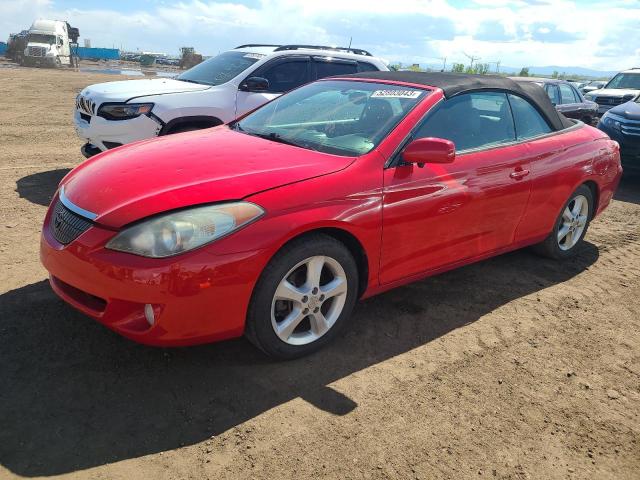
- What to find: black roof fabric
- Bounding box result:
[336,71,573,131]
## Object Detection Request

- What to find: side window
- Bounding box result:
[570,85,583,102]
[314,60,357,79]
[260,60,310,93]
[357,61,379,72]
[414,92,515,152]
[559,84,577,104]
[545,84,560,105]
[508,94,552,139]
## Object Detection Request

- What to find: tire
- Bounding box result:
[533,184,593,260]
[245,234,359,359]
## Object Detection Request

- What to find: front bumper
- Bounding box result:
[40,199,268,346]
[23,56,56,67]
[599,125,640,172]
[74,110,163,154]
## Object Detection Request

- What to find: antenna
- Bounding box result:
[348,37,352,49]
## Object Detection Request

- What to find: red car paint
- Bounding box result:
[41,79,622,346]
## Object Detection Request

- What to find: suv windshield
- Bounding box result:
[176,51,264,86]
[605,73,640,90]
[28,34,55,44]
[234,80,428,156]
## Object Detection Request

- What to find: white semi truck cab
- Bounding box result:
[23,19,78,67]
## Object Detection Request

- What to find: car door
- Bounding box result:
[505,93,574,243]
[555,83,582,120]
[380,91,532,285]
[235,55,311,117]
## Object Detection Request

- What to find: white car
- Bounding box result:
[584,68,640,115]
[74,44,388,157]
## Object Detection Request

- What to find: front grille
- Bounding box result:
[595,96,625,106]
[75,95,96,117]
[79,112,91,123]
[620,118,640,137]
[27,46,46,57]
[50,198,93,245]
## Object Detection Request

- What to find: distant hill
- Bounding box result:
[419,63,619,79]
[503,65,619,79]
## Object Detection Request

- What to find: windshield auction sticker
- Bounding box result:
[371,90,422,99]
[243,53,266,59]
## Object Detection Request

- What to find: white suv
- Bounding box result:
[74,44,388,157]
[584,68,640,115]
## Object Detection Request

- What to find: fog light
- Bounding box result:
[144,304,155,326]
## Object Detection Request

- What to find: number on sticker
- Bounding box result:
[371,90,422,99]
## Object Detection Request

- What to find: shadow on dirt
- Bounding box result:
[614,173,640,205]
[0,243,599,476]
[15,169,71,206]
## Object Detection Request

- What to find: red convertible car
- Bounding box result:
[41,72,622,358]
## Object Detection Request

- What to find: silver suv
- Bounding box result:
[584,68,640,115]
[74,44,388,157]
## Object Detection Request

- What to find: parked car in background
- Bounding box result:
[584,69,640,115]
[42,72,621,358]
[581,80,607,95]
[512,77,598,125]
[598,96,640,173]
[73,44,388,157]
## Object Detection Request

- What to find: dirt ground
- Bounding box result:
[0,64,639,480]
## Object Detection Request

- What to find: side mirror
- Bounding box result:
[402,137,455,167]
[239,76,270,92]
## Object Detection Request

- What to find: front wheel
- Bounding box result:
[245,234,359,359]
[533,184,593,259]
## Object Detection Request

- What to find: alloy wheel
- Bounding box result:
[557,194,589,251]
[271,255,348,346]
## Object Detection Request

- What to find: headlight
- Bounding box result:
[106,202,264,258]
[97,103,153,121]
[584,93,595,101]
[601,112,623,131]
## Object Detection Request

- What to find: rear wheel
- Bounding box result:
[245,234,359,359]
[533,185,593,259]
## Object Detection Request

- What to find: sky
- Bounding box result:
[1,0,639,71]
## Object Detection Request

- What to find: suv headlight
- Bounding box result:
[106,202,264,258]
[584,93,595,101]
[600,112,623,132]
[97,103,154,121]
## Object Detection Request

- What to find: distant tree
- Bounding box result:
[476,63,490,75]
[409,63,422,72]
[388,63,401,71]
[451,63,465,73]
[519,67,530,77]
[552,70,559,79]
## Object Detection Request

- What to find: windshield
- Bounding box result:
[605,73,640,90]
[176,51,264,86]
[234,80,428,156]
[28,33,55,44]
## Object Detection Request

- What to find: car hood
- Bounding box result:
[60,127,356,228]
[79,78,210,103]
[608,100,640,120]
[588,88,640,98]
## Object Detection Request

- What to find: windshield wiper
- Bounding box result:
[176,78,205,85]
[248,131,304,148]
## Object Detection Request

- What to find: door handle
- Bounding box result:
[510,169,530,180]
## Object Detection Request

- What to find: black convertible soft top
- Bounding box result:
[336,71,574,131]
